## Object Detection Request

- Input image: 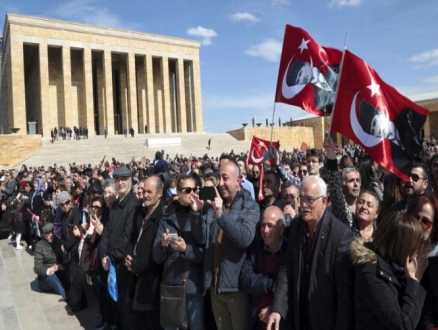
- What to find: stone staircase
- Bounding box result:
[15,133,251,168]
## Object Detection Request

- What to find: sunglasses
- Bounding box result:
[418,216,433,230]
[60,201,71,206]
[299,170,308,175]
[178,187,197,194]
[410,173,425,182]
[91,205,102,209]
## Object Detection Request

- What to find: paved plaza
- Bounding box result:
[0,238,97,329]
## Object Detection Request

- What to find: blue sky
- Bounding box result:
[1,0,437,133]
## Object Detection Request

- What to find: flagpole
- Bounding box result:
[327,32,348,135]
[270,103,277,143]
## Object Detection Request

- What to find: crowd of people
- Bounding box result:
[0,135,438,330]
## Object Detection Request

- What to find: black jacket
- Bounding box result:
[240,238,288,330]
[126,201,165,311]
[351,238,427,329]
[60,207,82,254]
[271,210,355,330]
[99,190,140,264]
[419,256,438,329]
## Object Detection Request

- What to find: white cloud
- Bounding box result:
[421,75,438,84]
[229,12,260,23]
[186,26,217,46]
[409,48,438,67]
[244,39,282,62]
[271,0,290,6]
[330,0,362,7]
[54,0,136,29]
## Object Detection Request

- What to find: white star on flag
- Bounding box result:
[367,77,381,97]
[298,39,310,54]
[258,141,266,148]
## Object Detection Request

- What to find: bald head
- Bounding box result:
[261,206,285,252]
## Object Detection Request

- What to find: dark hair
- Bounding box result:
[359,189,381,212]
[264,170,280,186]
[176,174,195,191]
[339,155,353,170]
[373,212,424,266]
[358,156,378,190]
[406,194,438,244]
[307,149,323,162]
[412,161,430,181]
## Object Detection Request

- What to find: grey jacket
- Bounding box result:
[192,189,260,294]
[34,236,61,277]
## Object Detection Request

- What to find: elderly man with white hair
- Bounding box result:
[267,176,355,330]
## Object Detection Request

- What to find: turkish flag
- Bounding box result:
[275,25,342,116]
[247,136,280,166]
[331,50,429,181]
[248,136,280,201]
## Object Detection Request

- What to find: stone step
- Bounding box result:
[16,133,251,168]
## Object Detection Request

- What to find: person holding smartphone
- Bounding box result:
[152,174,205,330]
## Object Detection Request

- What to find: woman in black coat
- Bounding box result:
[351,211,428,329]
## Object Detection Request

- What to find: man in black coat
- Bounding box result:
[124,176,165,329]
[267,176,354,330]
[240,206,288,330]
[99,166,140,329]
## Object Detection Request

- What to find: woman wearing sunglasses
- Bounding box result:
[406,194,438,329]
[152,174,204,330]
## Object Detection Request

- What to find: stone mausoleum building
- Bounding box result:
[1,13,203,136]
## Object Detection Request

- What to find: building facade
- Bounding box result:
[1,14,203,136]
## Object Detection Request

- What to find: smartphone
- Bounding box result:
[199,186,216,201]
[89,207,95,218]
[168,233,179,240]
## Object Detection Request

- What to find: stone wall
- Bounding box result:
[0,135,42,167]
[227,126,314,149]
[418,99,438,140]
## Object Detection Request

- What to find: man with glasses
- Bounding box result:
[387,162,430,213]
[99,166,140,329]
[306,149,323,176]
[267,176,354,330]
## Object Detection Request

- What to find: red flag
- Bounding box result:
[275,25,342,116]
[331,50,429,181]
[248,136,280,201]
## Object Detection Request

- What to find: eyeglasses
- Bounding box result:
[417,216,433,230]
[60,201,71,207]
[309,159,319,164]
[91,205,102,209]
[178,187,197,194]
[410,173,425,182]
[299,195,324,205]
[299,170,308,175]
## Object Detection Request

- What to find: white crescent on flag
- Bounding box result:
[281,56,306,99]
[251,149,264,164]
[350,92,383,148]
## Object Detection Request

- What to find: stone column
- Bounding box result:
[104,50,115,135]
[119,59,129,134]
[136,56,146,133]
[127,53,139,134]
[62,45,72,128]
[145,55,156,133]
[39,43,51,135]
[176,59,187,133]
[9,40,26,134]
[83,48,95,136]
[161,56,172,133]
[191,60,203,132]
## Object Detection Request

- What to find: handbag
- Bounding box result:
[159,257,190,329]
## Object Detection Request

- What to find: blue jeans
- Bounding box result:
[39,275,67,300]
[165,293,204,330]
